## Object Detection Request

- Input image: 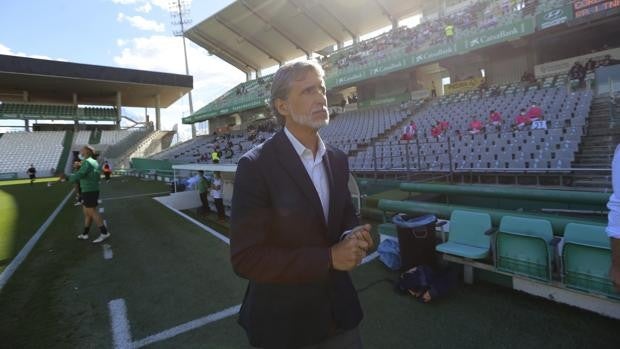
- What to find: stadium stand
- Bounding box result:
[350,78,593,171]
[99,130,138,145]
[0,131,65,177]
[319,106,410,153]
[0,103,118,120]
[105,130,175,168]
[102,130,151,158]
[0,103,76,118]
[321,0,536,78]
[73,130,91,145]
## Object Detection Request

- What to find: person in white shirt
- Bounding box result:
[608,144,620,291]
[230,60,372,349]
[211,171,225,221]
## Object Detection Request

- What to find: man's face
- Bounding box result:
[279,70,329,130]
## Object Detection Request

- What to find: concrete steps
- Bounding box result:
[570,96,615,190]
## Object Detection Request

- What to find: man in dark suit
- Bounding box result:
[230,61,373,349]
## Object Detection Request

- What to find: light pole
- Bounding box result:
[170,0,196,138]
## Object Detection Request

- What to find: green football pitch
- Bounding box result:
[0,177,617,348]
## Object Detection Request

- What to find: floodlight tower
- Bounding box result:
[170,0,196,138]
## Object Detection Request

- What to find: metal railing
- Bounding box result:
[351,125,612,186]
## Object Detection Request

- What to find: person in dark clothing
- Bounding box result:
[230,61,372,349]
[197,170,211,216]
[27,164,36,184]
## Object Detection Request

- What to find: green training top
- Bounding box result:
[197,176,210,194]
[69,157,101,193]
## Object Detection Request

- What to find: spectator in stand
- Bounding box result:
[468,117,483,135]
[569,62,586,89]
[439,120,449,132]
[401,121,416,141]
[585,58,597,72]
[526,102,543,122]
[431,121,448,139]
[431,124,442,139]
[444,23,455,43]
[211,149,220,164]
[489,85,501,97]
[489,110,502,126]
[431,81,437,98]
[513,109,530,130]
[600,54,620,67]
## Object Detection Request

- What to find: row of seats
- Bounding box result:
[152,103,412,164]
[0,103,117,118]
[437,210,618,299]
[356,126,582,171]
[350,83,592,171]
[319,106,409,152]
[99,130,137,145]
[0,131,65,176]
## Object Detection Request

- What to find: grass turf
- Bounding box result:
[0,177,618,348]
[0,180,72,272]
[0,177,63,187]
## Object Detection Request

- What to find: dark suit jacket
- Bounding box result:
[230,130,363,349]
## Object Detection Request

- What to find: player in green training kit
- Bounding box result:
[59,145,110,243]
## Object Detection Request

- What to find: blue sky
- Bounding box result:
[0,0,244,139]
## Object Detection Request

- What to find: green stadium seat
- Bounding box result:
[435,210,493,259]
[562,223,619,299]
[496,216,554,281]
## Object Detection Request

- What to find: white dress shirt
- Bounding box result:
[284,127,330,223]
[211,178,223,199]
[607,144,620,238]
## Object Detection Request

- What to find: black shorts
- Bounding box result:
[29,174,35,180]
[81,191,99,208]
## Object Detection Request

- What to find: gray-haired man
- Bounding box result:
[230,61,372,349]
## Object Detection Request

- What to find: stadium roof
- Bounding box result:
[0,54,193,108]
[185,0,424,73]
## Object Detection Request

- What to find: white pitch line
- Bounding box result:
[102,244,114,260]
[155,200,230,245]
[132,304,241,348]
[102,192,170,202]
[108,299,133,349]
[0,189,74,292]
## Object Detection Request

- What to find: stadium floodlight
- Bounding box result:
[169,0,197,137]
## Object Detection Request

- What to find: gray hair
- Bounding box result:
[269,60,325,125]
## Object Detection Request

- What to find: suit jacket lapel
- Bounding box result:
[274,130,326,229]
[322,148,337,237]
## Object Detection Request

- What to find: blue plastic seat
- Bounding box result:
[436,210,492,259]
[562,223,619,299]
[496,216,554,281]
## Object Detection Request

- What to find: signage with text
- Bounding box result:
[536,5,574,29]
[573,0,620,18]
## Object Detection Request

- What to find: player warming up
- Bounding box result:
[59,145,110,243]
